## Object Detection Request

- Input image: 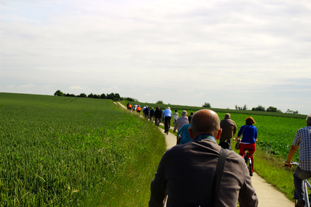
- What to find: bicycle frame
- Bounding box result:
[303,179,311,207]
[291,162,311,207]
[244,150,253,176]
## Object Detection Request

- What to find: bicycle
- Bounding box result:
[244,149,253,177]
[155,118,160,126]
[286,162,311,207]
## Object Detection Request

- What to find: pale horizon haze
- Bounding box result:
[1,0,310,115]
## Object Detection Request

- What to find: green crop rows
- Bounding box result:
[0,93,166,206]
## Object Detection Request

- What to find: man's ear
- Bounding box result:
[215,128,222,140]
[188,128,194,140]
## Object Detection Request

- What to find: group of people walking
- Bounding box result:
[126,102,311,207]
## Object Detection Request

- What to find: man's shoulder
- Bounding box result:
[297,126,311,134]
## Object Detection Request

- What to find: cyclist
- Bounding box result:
[285,114,311,207]
[163,107,172,134]
[233,116,257,173]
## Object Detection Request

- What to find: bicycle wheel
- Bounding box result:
[304,181,310,207]
[248,158,253,177]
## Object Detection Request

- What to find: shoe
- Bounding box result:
[296,200,305,207]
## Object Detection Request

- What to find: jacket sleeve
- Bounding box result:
[149,153,168,207]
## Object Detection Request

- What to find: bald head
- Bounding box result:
[190,109,221,139]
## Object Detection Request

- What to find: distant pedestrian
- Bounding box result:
[177,117,192,145]
[219,113,237,150]
[144,106,149,118]
[154,106,162,126]
[150,107,155,122]
[137,105,141,114]
[173,110,179,130]
[174,110,189,133]
[127,103,132,111]
[162,108,166,124]
[188,112,194,123]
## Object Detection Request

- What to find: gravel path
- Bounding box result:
[116,102,294,206]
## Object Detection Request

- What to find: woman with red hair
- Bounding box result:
[234,116,258,172]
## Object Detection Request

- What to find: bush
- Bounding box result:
[252,105,265,111]
[54,90,64,96]
[202,102,211,108]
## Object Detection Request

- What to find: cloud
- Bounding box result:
[0,0,311,114]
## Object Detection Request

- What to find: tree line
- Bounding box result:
[54,90,137,102]
[235,104,299,114]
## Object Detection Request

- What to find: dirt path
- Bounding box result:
[116,102,294,206]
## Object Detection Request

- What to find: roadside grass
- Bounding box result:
[0,93,166,206]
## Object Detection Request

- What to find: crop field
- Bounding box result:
[0,93,166,206]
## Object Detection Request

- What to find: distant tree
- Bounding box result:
[79,93,87,97]
[65,93,75,97]
[202,102,211,108]
[54,90,64,96]
[93,94,100,99]
[252,105,265,111]
[114,93,121,100]
[106,93,115,100]
[286,109,299,114]
[156,100,164,104]
[242,104,247,110]
[235,104,246,110]
[88,93,94,98]
[266,106,277,112]
[100,93,106,99]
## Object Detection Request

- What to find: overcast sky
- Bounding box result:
[1,0,310,115]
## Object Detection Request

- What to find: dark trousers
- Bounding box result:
[164,116,171,133]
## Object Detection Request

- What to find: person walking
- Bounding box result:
[163,107,172,134]
[285,114,311,207]
[177,118,191,145]
[154,106,162,126]
[173,110,188,133]
[149,109,258,207]
[172,110,179,130]
[150,107,155,122]
[219,113,237,150]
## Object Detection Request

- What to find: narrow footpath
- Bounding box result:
[116,102,294,207]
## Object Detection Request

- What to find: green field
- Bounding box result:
[1,93,308,205]
[0,93,166,206]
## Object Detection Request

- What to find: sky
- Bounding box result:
[1,0,311,115]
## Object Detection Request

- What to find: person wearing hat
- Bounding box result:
[219,113,237,150]
[233,116,258,173]
[173,110,189,133]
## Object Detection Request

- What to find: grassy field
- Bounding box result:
[0,93,166,206]
[121,100,308,200]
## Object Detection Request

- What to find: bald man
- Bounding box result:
[149,109,258,207]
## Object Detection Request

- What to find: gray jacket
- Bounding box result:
[149,139,258,207]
